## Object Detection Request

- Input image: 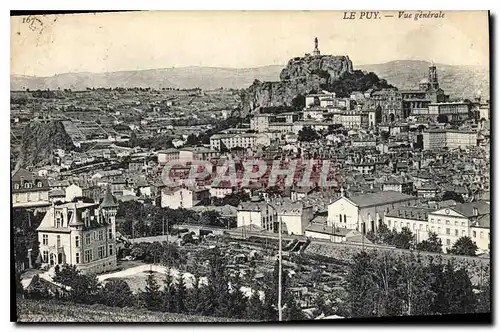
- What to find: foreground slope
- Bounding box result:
[16,298,247,323]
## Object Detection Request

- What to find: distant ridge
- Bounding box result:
[357,60,489,100]
[11,60,489,99]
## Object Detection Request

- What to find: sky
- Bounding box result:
[11,11,489,77]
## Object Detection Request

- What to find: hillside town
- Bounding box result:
[12,37,491,322]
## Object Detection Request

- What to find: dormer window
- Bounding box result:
[37,182,43,188]
[14,184,19,189]
[25,183,30,189]
[55,211,62,228]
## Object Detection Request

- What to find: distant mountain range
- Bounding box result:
[11,60,489,99]
[357,60,489,100]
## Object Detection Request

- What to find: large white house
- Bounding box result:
[327,191,417,234]
[383,201,490,253]
[161,187,210,209]
[237,199,313,235]
[36,187,118,274]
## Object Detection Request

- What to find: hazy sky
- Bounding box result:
[11,11,489,77]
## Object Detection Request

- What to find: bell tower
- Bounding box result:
[428,62,439,90]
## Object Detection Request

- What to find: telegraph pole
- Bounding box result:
[278,215,283,322]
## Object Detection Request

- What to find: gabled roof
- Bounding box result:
[452,201,490,218]
[348,191,415,208]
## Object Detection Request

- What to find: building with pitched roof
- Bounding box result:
[36,186,118,274]
[427,201,490,252]
[12,168,50,208]
[327,191,418,234]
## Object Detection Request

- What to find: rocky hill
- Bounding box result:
[16,120,75,169]
[239,55,393,115]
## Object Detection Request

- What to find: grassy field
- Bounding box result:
[16,298,247,323]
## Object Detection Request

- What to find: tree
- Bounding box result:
[53,264,80,286]
[442,191,465,203]
[345,251,376,317]
[392,227,415,250]
[185,273,201,315]
[298,126,319,142]
[175,275,187,313]
[284,296,306,321]
[140,272,162,311]
[416,232,443,253]
[291,94,305,111]
[245,290,265,320]
[200,210,222,227]
[185,134,200,147]
[71,273,101,304]
[100,279,134,307]
[437,114,449,123]
[162,268,176,312]
[448,236,478,256]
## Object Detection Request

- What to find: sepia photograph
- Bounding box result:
[10,10,491,323]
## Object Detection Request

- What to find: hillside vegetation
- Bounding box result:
[16,298,247,323]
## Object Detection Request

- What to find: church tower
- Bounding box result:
[313,37,321,56]
[428,62,439,90]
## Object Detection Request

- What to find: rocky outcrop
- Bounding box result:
[17,120,75,169]
[279,55,354,84]
[240,54,392,116]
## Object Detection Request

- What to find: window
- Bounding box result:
[462,230,466,236]
[461,222,465,227]
[446,220,450,225]
[419,224,423,231]
[42,234,48,245]
[57,235,61,248]
[437,219,441,224]
[43,251,48,262]
[14,184,19,189]
[108,228,113,240]
[431,219,434,223]
[343,215,347,223]
[84,249,93,263]
[426,225,429,231]
[455,229,459,236]
[388,220,391,227]
[76,252,80,264]
[445,228,450,235]
[85,233,91,245]
[98,230,104,241]
[98,246,105,259]
[473,231,476,238]
[75,236,80,247]
[446,239,451,246]
[92,231,97,241]
[438,227,441,234]
[56,215,62,228]
[37,182,43,188]
[339,214,342,223]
